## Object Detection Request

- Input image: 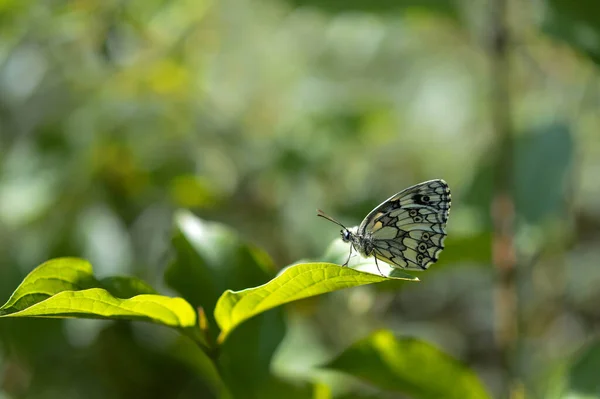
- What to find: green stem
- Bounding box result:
[488,0,519,396]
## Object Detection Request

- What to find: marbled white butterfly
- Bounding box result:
[318,179,451,275]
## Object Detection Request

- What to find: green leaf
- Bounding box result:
[514,123,574,223]
[324,330,492,399]
[465,123,574,225]
[165,210,287,396]
[335,394,382,399]
[170,335,233,399]
[0,257,197,331]
[564,340,600,398]
[434,232,492,267]
[100,276,159,297]
[165,210,276,337]
[215,262,418,343]
[283,0,458,17]
[249,375,314,399]
[0,257,97,313]
[544,0,600,65]
[218,311,287,399]
[86,322,218,399]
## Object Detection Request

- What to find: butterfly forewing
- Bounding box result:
[360,180,451,271]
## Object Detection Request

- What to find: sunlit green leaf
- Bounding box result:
[215,263,418,343]
[1,289,196,327]
[324,330,492,399]
[0,258,197,331]
[0,257,97,313]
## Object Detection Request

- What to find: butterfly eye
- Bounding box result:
[422,232,430,240]
[409,210,418,217]
[422,195,430,203]
[413,216,423,223]
[418,243,427,252]
[341,230,351,241]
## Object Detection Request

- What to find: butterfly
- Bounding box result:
[317,179,451,275]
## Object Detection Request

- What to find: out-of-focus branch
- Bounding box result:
[488,0,518,396]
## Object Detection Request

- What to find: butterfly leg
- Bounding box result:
[374,257,384,277]
[342,246,352,267]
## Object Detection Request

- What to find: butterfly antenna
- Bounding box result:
[317,209,348,230]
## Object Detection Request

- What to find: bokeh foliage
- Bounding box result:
[1,0,600,398]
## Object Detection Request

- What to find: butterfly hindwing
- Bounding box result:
[360,180,451,270]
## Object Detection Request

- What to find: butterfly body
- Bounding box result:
[340,228,375,259]
[319,179,451,274]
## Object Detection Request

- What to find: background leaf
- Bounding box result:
[434,232,492,266]
[515,123,574,224]
[165,210,287,398]
[99,276,159,298]
[544,0,600,65]
[465,123,574,225]
[165,210,276,338]
[563,340,600,398]
[283,0,458,17]
[324,330,492,399]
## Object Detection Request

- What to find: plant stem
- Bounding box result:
[488,0,519,395]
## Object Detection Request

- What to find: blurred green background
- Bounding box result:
[1,0,599,398]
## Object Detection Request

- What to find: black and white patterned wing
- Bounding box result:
[358,179,451,271]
